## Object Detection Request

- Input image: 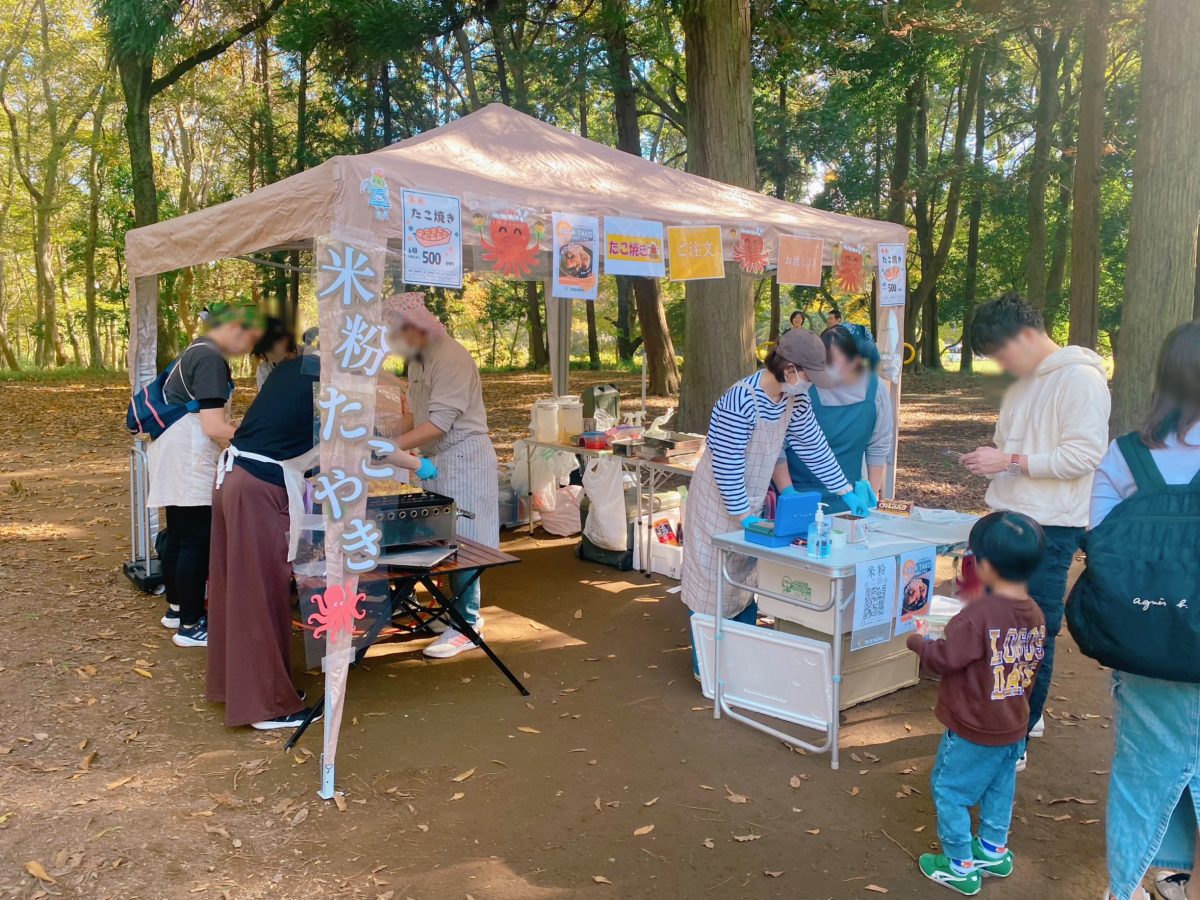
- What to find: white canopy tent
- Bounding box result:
[125,102,909,397]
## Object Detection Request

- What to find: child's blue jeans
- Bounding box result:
[931,729,1025,861]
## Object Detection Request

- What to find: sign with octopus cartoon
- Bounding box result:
[474,209,544,278]
[666,225,725,281]
[401,189,463,289]
[731,227,769,275]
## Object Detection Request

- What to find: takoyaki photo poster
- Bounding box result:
[877,242,906,307]
[401,190,463,289]
[895,546,935,635]
[551,212,599,300]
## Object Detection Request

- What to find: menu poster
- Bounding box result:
[776,235,824,286]
[666,225,725,281]
[878,242,907,307]
[851,556,897,651]
[551,212,599,300]
[894,547,936,635]
[603,216,666,277]
[401,190,463,288]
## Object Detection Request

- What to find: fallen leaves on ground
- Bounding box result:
[633,824,655,837]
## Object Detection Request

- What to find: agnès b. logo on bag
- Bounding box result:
[1132,596,1189,611]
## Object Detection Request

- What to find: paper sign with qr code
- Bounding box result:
[851,556,897,651]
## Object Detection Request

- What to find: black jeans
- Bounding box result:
[160,505,212,627]
[1026,524,1084,737]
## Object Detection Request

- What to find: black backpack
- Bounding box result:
[1066,432,1200,682]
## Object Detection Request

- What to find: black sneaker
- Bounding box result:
[172,616,208,648]
[251,705,323,731]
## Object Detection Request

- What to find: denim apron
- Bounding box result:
[1107,671,1200,900]
[784,374,877,513]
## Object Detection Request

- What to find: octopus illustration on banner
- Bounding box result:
[731,228,769,274]
[480,211,541,277]
[834,243,866,294]
[308,582,367,641]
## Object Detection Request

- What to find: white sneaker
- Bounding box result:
[161,604,181,629]
[423,621,483,659]
[1030,715,1045,738]
[1015,752,1027,773]
[1155,872,1190,900]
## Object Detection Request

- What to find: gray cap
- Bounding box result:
[775,327,835,388]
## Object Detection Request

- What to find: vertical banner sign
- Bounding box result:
[314,227,387,799]
[877,242,907,307]
[894,547,935,636]
[551,212,599,300]
[851,556,897,651]
[776,235,824,286]
[666,225,725,281]
[401,190,463,289]
[602,216,665,277]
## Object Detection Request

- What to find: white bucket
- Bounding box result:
[532,398,560,442]
[557,396,584,442]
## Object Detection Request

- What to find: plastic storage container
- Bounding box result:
[557,396,584,442]
[532,398,560,442]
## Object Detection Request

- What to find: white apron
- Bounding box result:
[681,380,793,617]
[215,444,321,562]
[146,412,223,508]
[425,433,500,549]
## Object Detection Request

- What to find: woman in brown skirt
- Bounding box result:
[206,354,428,729]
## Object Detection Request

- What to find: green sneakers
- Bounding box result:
[972,836,1014,878]
[918,854,982,895]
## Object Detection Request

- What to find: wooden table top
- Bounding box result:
[383,536,519,577]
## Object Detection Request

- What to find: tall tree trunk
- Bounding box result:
[454,27,480,110]
[677,0,755,431]
[768,77,790,344]
[525,281,548,368]
[602,0,679,393]
[289,48,309,333]
[584,301,601,369]
[960,57,989,375]
[85,88,108,369]
[1111,0,1200,434]
[33,204,66,366]
[1025,29,1067,312]
[0,256,18,370]
[1069,0,1109,350]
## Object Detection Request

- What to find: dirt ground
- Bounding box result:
[0,370,1117,899]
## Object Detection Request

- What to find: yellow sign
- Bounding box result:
[667,225,725,281]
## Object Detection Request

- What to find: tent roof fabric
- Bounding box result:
[125,103,907,277]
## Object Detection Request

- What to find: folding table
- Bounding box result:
[287,537,525,749]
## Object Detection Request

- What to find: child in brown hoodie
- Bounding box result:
[906,511,1047,895]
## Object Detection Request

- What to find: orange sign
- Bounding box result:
[667,225,725,281]
[776,236,824,286]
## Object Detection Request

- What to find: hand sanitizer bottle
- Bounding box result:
[807,502,830,558]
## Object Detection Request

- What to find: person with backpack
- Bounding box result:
[1066,321,1200,900]
[145,301,264,648]
[959,292,1110,770]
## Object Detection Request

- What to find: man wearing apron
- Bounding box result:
[681,328,869,675]
[777,325,894,510]
[206,354,431,729]
[384,294,500,660]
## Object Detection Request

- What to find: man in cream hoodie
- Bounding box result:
[961,293,1110,767]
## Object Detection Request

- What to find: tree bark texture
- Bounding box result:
[1025,29,1067,312]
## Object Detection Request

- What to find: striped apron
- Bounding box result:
[681,380,793,617]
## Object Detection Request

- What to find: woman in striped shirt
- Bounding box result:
[682,328,869,649]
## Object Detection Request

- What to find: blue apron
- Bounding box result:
[785,375,878,513]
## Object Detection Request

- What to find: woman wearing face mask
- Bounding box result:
[252,317,297,390]
[681,327,869,666]
[773,325,894,511]
[382,294,500,660]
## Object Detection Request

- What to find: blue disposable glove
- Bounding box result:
[842,490,869,517]
[415,457,438,480]
[779,485,797,497]
[740,514,764,529]
[854,479,878,509]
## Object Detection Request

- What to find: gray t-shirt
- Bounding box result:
[407,334,490,455]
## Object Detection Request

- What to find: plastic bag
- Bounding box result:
[540,485,583,536]
[511,440,559,512]
[582,457,628,551]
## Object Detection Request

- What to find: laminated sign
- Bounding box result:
[895,547,935,636]
[877,242,907,307]
[667,225,725,281]
[551,212,599,300]
[776,236,824,286]
[851,556,896,651]
[603,216,665,277]
[401,190,463,289]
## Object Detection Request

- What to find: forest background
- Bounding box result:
[1,0,1198,432]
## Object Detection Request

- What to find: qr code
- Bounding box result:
[861,563,888,620]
